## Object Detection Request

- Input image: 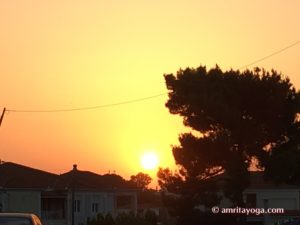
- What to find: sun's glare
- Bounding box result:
[141,152,159,170]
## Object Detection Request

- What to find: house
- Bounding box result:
[216,172,300,225]
[0,162,138,225]
[242,172,300,225]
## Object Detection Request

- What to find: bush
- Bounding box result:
[176,210,238,225]
[85,211,159,225]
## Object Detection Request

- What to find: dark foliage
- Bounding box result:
[144,209,158,225]
[159,65,300,218]
[130,172,152,190]
[104,213,115,225]
[85,212,158,225]
[176,209,239,225]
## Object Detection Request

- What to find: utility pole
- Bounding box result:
[0,108,6,127]
[71,164,77,225]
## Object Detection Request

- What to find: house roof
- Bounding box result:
[54,166,134,190]
[0,162,57,189]
[0,162,134,191]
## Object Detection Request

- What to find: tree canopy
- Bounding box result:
[158,66,300,213]
[130,172,152,190]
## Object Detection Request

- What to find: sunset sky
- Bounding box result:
[0,0,299,186]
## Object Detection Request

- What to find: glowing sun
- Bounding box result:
[141,152,159,170]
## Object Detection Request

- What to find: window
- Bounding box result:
[74,200,80,213]
[246,193,257,208]
[116,195,132,209]
[263,199,269,209]
[91,203,99,213]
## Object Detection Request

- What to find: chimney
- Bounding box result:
[73,164,77,171]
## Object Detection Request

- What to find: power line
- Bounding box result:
[238,40,300,70]
[6,93,167,113]
[4,40,300,114]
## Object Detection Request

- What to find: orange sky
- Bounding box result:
[0,0,299,187]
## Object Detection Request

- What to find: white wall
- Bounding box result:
[0,190,41,216]
[67,191,137,225]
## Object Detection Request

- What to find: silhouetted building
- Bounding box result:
[200,171,300,225]
[0,162,137,225]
